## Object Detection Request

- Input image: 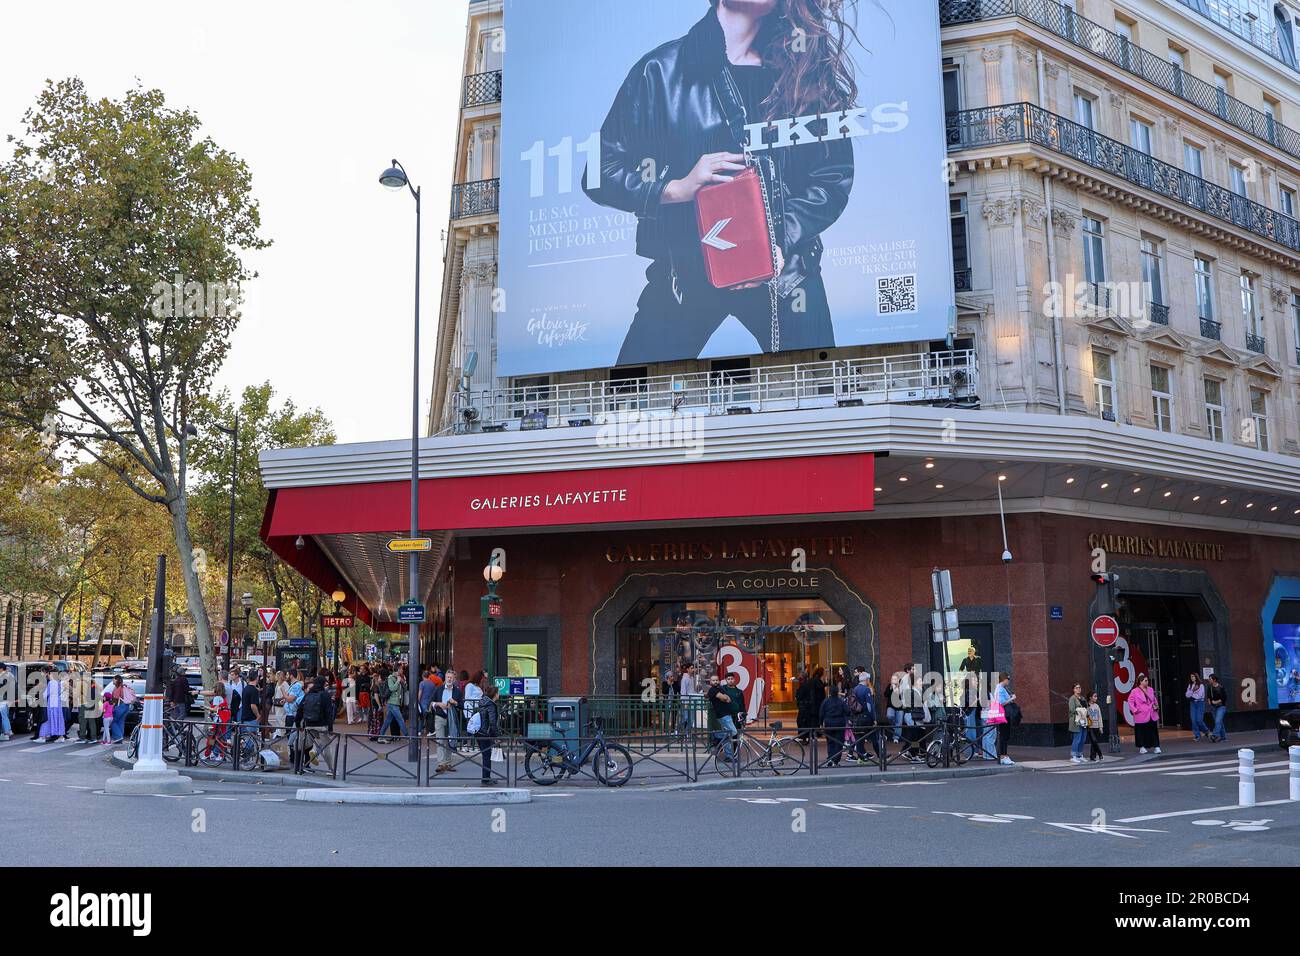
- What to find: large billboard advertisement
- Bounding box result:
[498,0,954,376]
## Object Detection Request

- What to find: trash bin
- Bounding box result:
[546,696,587,753]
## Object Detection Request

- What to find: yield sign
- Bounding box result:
[1090,614,1120,648]
[256,607,281,631]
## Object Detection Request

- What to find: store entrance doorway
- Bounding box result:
[1121,594,1208,730]
[616,596,846,716]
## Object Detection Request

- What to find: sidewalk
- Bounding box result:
[1010,729,1280,770]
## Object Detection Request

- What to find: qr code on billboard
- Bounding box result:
[877,274,917,315]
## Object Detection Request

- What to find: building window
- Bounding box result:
[1184,141,1205,178]
[943,63,962,116]
[1150,364,1174,432]
[1204,378,1225,442]
[1083,216,1106,286]
[1073,92,1097,130]
[1241,271,1263,337]
[1093,349,1116,421]
[950,196,970,287]
[1130,117,1154,155]
[1195,256,1216,320]
[1277,3,1298,68]
[1215,71,1231,117]
[1231,162,1250,198]
[1140,237,1165,306]
[1281,184,1297,217]
[1250,388,1270,451]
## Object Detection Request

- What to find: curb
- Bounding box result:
[295,787,530,806]
[108,752,351,790]
[653,762,1022,792]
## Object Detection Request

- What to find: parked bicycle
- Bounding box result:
[924,712,976,768]
[126,718,189,764]
[195,719,259,770]
[704,719,807,777]
[522,716,633,787]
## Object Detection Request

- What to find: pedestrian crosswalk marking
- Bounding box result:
[1167,759,1285,776]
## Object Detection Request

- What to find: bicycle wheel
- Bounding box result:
[592,742,633,787]
[197,733,225,767]
[236,730,261,771]
[523,743,566,786]
[127,725,140,760]
[770,736,806,774]
[708,737,739,777]
[924,739,943,769]
[160,723,183,763]
[952,737,976,766]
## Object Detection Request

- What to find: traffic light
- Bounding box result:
[1091,571,1119,586]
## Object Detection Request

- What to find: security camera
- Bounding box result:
[462,406,480,423]
[1001,550,1013,564]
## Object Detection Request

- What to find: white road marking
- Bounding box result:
[878,780,948,786]
[819,803,915,813]
[17,740,85,754]
[252,798,288,802]
[66,785,94,790]
[24,781,48,786]
[1044,822,1167,838]
[933,811,1033,823]
[1101,760,1225,775]
[203,796,238,801]
[1166,759,1283,776]
[1117,798,1295,823]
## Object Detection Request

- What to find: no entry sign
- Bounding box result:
[1090,614,1120,648]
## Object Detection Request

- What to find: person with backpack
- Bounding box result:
[467,683,501,786]
[819,685,851,767]
[295,676,336,774]
[377,665,408,742]
[849,672,877,762]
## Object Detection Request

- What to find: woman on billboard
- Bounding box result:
[584,0,863,364]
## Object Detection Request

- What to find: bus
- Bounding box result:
[43,639,138,666]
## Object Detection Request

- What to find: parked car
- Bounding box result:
[1279,705,1300,749]
[2,660,91,734]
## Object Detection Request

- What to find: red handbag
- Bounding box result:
[695,166,777,290]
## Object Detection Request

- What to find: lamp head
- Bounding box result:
[483,563,504,584]
[379,161,408,189]
[331,589,347,604]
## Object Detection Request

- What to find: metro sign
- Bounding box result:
[1090,614,1120,648]
[256,607,281,632]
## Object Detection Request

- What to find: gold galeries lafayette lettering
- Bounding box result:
[1086,532,1224,561]
[604,536,854,563]
[469,489,628,511]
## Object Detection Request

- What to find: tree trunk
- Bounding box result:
[90,595,117,671]
[168,496,216,692]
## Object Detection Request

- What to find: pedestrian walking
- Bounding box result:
[343,667,359,725]
[418,668,438,737]
[819,685,850,767]
[1085,690,1104,762]
[367,665,387,739]
[468,683,501,786]
[795,666,825,742]
[283,669,305,740]
[987,673,1015,766]
[461,671,484,754]
[679,663,699,735]
[1185,672,1209,741]
[100,693,115,745]
[295,676,336,774]
[37,668,67,741]
[1068,682,1088,764]
[108,673,135,743]
[1129,673,1161,754]
[0,666,12,741]
[432,670,464,774]
[850,671,877,761]
[271,670,289,738]
[1207,674,1228,741]
[378,665,408,741]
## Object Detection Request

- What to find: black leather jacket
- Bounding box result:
[584,8,854,295]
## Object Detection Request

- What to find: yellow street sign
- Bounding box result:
[387,537,433,553]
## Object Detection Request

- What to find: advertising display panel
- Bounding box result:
[499,0,954,375]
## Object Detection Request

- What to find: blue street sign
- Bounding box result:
[398,601,426,624]
[1050,606,1064,620]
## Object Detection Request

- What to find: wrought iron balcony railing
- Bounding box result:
[954,267,973,291]
[1246,331,1267,353]
[450,178,499,219]
[1200,317,1223,340]
[948,104,1300,253]
[463,70,502,108]
[939,0,1300,159]
[1148,302,1170,326]
[445,350,979,433]
[1169,0,1298,74]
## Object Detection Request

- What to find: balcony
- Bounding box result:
[954,267,973,291]
[445,350,979,433]
[947,104,1300,254]
[450,178,499,219]
[1148,302,1170,326]
[1168,0,1298,74]
[463,70,502,108]
[939,0,1300,159]
[1246,331,1267,353]
[1201,317,1223,340]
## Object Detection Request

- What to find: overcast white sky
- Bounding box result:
[1,0,468,445]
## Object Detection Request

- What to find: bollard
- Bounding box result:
[1237,748,1255,808]
[1290,746,1300,802]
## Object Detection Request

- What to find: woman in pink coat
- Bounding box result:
[1129,673,1161,754]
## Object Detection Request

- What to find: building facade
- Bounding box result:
[260,0,1300,744]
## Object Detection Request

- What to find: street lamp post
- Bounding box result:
[379,159,423,763]
[216,414,239,671]
[483,560,504,682]
[240,592,253,664]
[331,588,346,675]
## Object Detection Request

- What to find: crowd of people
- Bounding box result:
[159,660,504,785]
